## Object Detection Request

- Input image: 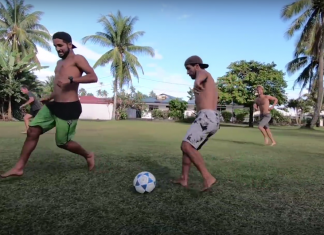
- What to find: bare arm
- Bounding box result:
[73,55,98,84]
[267,95,278,109]
[194,70,209,92]
[20,97,34,108]
[253,99,258,110]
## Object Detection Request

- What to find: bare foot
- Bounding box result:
[0,168,24,178]
[171,178,188,188]
[201,176,217,192]
[86,153,95,171]
[270,142,276,146]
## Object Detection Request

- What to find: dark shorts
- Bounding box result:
[259,113,271,128]
[183,109,220,150]
[29,109,40,117]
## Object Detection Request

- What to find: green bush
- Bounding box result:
[119,110,128,120]
[169,99,188,120]
[236,113,247,123]
[162,110,169,119]
[221,111,232,122]
[152,109,163,119]
[270,109,291,125]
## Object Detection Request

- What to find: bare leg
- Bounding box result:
[1,127,42,178]
[265,128,276,146]
[58,141,95,171]
[181,141,216,191]
[258,126,269,145]
[172,153,191,187]
[22,114,32,133]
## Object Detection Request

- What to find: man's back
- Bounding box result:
[194,70,218,111]
[28,91,42,111]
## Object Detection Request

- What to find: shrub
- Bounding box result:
[221,111,232,122]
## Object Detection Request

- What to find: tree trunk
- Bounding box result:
[249,105,254,127]
[112,79,117,120]
[310,24,324,128]
[1,102,4,121]
[7,97,12,120]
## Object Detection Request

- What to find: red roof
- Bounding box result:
[79,96,113,104]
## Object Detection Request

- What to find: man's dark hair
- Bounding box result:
[21,85,28,89]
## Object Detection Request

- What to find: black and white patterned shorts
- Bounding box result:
[183,109,220,150]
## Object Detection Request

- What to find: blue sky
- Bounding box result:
[30,0,304,100]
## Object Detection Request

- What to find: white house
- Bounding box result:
[141,94,244,119]
[79,96,114,120]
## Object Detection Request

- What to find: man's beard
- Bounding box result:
[191,71,196,80]
[59,48,70,59]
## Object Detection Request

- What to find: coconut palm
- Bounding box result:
[82,10,155,120]
[0,0,52,63]
[281,0,324,127]
[41,75,55,95]
[286,46,318,94]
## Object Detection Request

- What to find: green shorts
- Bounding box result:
[29,105,78,146]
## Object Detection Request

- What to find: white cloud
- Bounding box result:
[73,41,102,61]
[153,50,163,59]
[33,68,55,81]
[178,14,191,20]
[36,46,58,65]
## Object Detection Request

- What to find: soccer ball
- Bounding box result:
[133,171,156,194]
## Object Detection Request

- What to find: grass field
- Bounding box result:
[1,120,324,235]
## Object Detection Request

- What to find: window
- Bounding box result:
[149,105,159,111]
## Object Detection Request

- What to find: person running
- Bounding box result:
[20,86,42,134]
[1,32,98,178]
[172,55,220,191]
[254,85,277,146]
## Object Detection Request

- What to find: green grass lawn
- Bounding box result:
[1,121,324,234]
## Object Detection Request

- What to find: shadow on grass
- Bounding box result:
[212,138,264,146]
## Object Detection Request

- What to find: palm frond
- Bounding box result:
[281,0,312,20]
[286,56,309,75]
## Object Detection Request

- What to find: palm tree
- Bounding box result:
[78,88,87,96]
[82,10,155,120]
[41,75,55,96]
[0,0,52,63]
[286,47,318,93]
[281,0,324,128]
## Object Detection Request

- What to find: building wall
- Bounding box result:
[80,103,113,120]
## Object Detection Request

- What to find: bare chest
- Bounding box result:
[54,59,82,78]
[256,97,269,106]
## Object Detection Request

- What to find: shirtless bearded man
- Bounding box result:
[172,55,220,191]
[1,32,98,178]
[254,85,277,146]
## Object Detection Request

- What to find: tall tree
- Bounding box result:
[218,60,287,127]
[149,90,156,98]
[41,75,55,96]
[82,10,155,120]
[0,0,52,63]
[281,0,324,127]
[0,48,47,119]
[187,87,194,100]
[79,88,87,96]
